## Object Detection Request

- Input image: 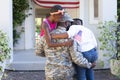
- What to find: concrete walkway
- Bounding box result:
[9,50,46,70]
[1,69,120,80]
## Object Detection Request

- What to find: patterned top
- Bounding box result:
[36,26,91,80]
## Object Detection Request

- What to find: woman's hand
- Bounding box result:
[51,33,68,39]
[64,40,73,47]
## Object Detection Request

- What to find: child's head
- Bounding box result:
[72,18,83,25]
[50,5,64,22]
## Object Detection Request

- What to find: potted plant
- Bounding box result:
[0,30,11,79]
[98,20,120,78]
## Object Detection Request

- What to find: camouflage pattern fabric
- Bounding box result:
[69,40,92,68]
[36,26,91,80]
[35,36,45,57]
[43,27,74,80]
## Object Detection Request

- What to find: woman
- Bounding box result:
[40,5,72,47]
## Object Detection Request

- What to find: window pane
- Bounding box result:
[94,0,99,18]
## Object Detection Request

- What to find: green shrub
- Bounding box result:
[98,21,120,60]
[13,0,30,45]
[0,30,11,62]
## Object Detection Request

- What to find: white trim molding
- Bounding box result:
[79,0,85,25]
[89,0,101,24]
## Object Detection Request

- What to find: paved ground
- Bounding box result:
[1,69,120,80]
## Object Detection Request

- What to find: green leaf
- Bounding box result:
[98,21,119,59]
[13,0,30,45]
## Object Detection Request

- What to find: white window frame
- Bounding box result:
[89,0,101,24]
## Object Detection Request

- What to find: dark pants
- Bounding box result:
[74,48,98,80]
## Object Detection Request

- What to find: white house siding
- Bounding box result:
[80,0,117,69]
[102,0,117,21]
[13,24,25,50]
[0,0,13,68]
[14,0,36,50]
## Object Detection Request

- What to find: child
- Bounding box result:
[66,18,83,31]
[73,19,98,80]
[51,19,98,80]
[73,18,83,25]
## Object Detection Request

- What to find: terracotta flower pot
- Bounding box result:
[110,59,120,78]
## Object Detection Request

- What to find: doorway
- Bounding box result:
[35,6,50,46]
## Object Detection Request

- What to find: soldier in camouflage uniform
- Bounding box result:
[36,13,92,80]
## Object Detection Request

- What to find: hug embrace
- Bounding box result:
[36,5,98,80]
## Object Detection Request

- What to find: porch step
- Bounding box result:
[6,50,109,70]
[7,49,46,70]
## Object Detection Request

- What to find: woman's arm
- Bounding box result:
[42,22,73,47]
[51,25,77,39]
[51,33,69,39]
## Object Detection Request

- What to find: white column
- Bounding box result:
[0,0,13,63]
[13,23,25,50]
[24,0,36,49]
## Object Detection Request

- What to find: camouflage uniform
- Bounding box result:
[36,26,91,80]
[35,36,45,57]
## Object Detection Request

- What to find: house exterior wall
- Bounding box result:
[80,0,117,68]
[0,0,13,66]
[14,0,36,50]
[13,0,117,51]
[24,0,36,50]
[3,0,117,70]
[66,8,80,18]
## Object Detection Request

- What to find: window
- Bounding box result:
[94,0,99,18]
[89,0,100,24]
